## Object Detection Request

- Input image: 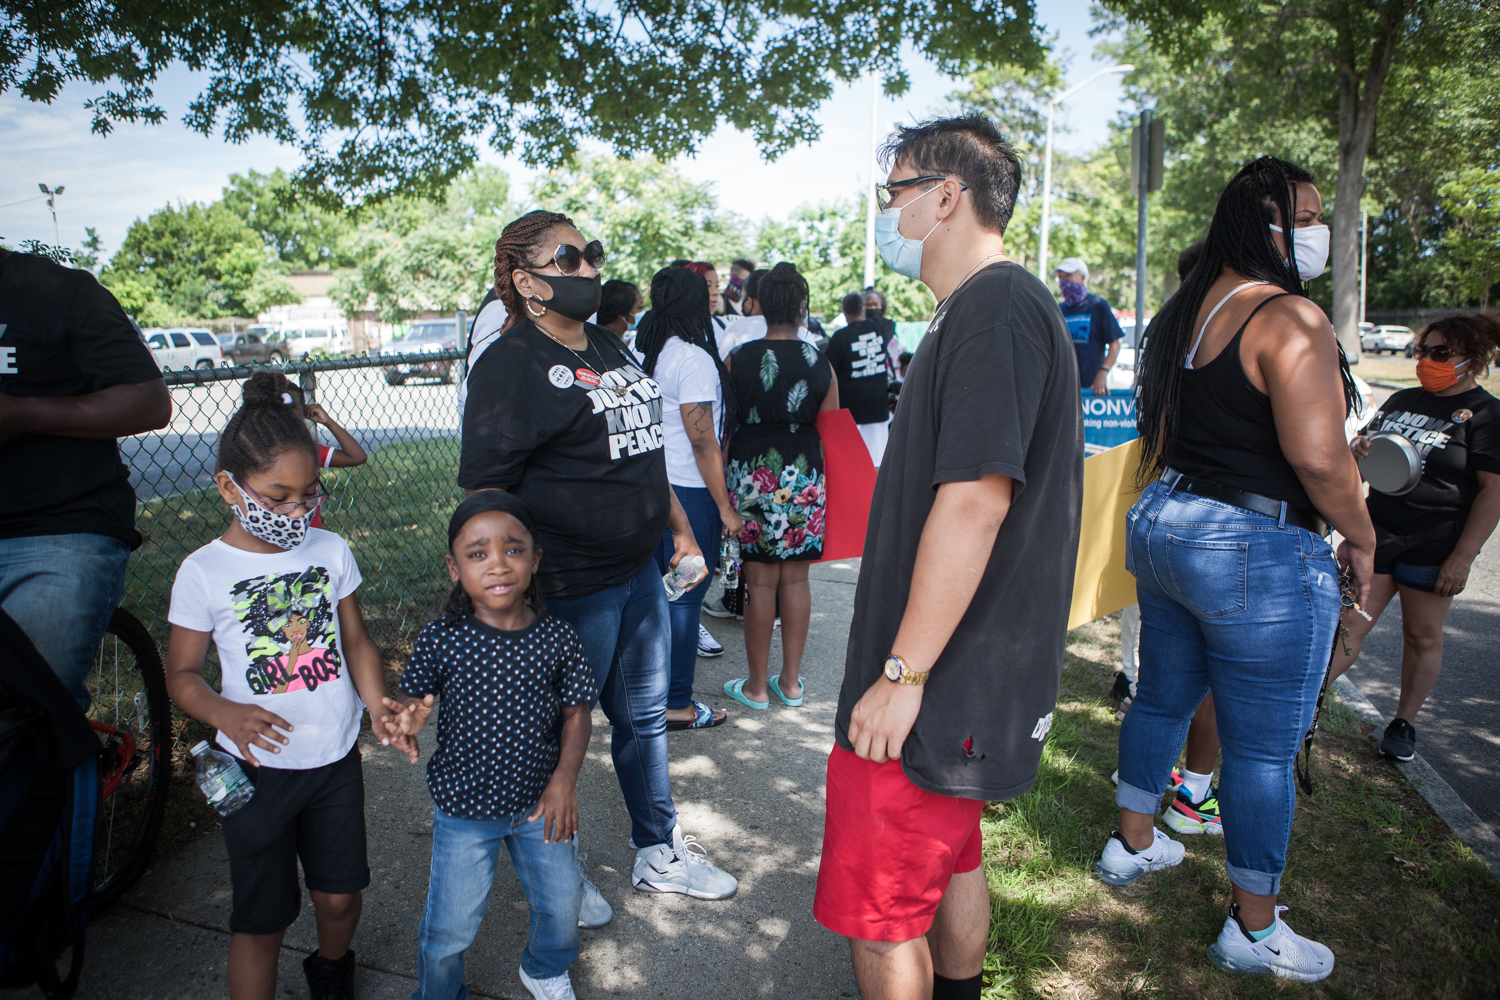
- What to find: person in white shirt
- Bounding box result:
[634,266,743,730]
[717,268,821,360]
[456,290,508,420]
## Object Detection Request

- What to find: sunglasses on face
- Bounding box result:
[531,240,606,275]
[1414,343,1462,362]
[876,175,967,211]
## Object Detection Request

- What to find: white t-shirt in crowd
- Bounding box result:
[642,337,723,489]
[168,529,366,770]
[457,297,510,419]
[716,315,817,360]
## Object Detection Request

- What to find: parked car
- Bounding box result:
[282,325,352,358]
[380,319,459,385]
[225,330,291,365]
[143,327,222,370]
[1363,324,1414,354]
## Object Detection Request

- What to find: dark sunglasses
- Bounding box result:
[876,175,967,211]
[532,240,606,275]
[1413,343,1461,362]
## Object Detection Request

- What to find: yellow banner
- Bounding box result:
[1069,438,1145,629]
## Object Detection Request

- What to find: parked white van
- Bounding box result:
[282,325,351,357]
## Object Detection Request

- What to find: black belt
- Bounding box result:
[1160,469,1329,537]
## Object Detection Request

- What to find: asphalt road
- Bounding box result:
[1346,380,1500,835]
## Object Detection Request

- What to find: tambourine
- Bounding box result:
[1359,432,1422,495]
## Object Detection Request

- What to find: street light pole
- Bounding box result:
[1037,64,1132,278]
[863,72,880,290]
[38,183,65,245]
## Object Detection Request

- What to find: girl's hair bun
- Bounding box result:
[242,371,302,408]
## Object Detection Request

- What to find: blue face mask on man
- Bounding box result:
[874,184,944,280]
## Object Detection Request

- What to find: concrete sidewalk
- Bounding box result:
[72,562,865,1000]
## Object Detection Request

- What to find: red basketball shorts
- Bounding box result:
[813,743,984,942]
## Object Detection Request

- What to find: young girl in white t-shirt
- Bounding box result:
[165,372,414,1000]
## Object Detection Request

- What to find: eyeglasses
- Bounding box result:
[531,240,606,275]
[1413,343,1462,362]
[229,472,329,516]
[876,175,967,211]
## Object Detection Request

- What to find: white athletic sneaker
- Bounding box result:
[697,623,724,658]
[519,965,577,999]
[631,826,738,899]
[1093,828,1185,885]
[1206,905,1335,982]
[575,852,612,929]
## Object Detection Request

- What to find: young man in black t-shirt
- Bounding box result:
[828,291,893,465]
[0,250,170,705]
[814,116,1083,1000]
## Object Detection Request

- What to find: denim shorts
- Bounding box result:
[1373,559,1443,593]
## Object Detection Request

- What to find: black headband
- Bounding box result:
[448,490,537,548]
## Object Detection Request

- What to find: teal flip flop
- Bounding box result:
[768,674,805,707]
[723,677,769,710]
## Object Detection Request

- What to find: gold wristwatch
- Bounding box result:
[884,654,930,685]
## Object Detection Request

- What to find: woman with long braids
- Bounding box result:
[634,266,742,729]
[1093,158,1374,982]
[720,262,840,711]
[459,211,739,916]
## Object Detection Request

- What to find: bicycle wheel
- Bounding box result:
[85,608,172,914]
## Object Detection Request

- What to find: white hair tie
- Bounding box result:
[282,392,295,405]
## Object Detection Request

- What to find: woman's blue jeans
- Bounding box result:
[1118,479,1340,897]
[653,485,722,710]
[547,561,677,850]
[413,807,581,999]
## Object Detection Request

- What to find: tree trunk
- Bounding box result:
[1331,3,1406,363]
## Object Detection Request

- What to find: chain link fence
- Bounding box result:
[122,349,469,665]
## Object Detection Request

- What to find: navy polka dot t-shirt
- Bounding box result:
[401,612,596,819]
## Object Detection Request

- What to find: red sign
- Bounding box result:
[575,369,601,387]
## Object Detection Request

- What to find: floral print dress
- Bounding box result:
[726,338,834,562]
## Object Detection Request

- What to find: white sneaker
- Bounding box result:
[519,966,577,999]
[631,826,738,899]
[1093,828,1185,886]
[575,851,613,928]
[1207,905,1335,982]
[696,623,724,658]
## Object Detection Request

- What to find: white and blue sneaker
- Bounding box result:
[1206,904,1334,982]
[519,965,577,999]
[1093,828,1185,885]
[697,623,724,658]
[631,826,738,899]
[575,851,612,929]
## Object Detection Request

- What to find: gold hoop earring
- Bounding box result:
[525,295,547,318]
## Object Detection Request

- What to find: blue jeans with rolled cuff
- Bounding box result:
[1117,479,1340,897]
[546,560,677,850]
[653,485,722,711]
[413,807,582,999]
[0,532,131,708]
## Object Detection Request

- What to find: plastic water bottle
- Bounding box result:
[719,538,741,591]
[192,740,255,817]
[663,554,707,601]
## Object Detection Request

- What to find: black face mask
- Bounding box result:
[866,307,884,320]
[524,272,601,322]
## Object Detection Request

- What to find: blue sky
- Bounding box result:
[0,0,1131,257]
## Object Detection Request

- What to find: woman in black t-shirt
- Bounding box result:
[1328,312,1500,762]
[458,211,738,903]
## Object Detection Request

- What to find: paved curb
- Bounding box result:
[1332,675,1500,879]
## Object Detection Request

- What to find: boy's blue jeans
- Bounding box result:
[412,807,582,999]
[1117,479,1340,897]
[653,484,722,710]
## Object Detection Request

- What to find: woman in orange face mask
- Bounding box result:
[1330,312,1500,762]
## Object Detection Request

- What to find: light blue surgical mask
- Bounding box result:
[874,184,944,280]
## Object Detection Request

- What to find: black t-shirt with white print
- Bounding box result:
[829,318,892,424]
[401,612,597,819]
[1365,385,1500,562]
[0,252,163,544]
[458,318,671,601]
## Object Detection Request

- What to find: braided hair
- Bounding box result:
[216,371,317,477]
[1135,156,1357,485]
[758,262,808,327]
[492,210,576,331]
[634,266,738,433]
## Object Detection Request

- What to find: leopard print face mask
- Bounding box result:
[227,473,311,550]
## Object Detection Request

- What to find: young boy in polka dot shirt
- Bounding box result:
[384,491,597,1000]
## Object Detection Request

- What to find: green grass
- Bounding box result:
[979,615,1500,999]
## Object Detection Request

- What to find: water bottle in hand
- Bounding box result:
[663,554,707,601]
[192,740,255,817]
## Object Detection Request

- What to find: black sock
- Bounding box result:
[933,971,983,1000]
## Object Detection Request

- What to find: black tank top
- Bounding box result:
[1166,294,1315,511]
